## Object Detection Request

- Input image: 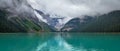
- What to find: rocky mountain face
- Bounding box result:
[35,9,65,31]
[61,10,120,32]
[0,9,54,33]
[0,0,53,32]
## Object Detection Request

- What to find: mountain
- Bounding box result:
[1,9,120,32]
[1,0,120,32]
[35,9,65,31]
[61,10,120,32]
[61,16,94,32]
[0,0,55,33]
[0,9,54,33]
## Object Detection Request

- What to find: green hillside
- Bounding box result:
[62,10,120,32]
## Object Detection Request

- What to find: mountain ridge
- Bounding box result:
[61,10,120,32]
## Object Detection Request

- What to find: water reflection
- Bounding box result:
[36,33,104,51]
[0,33,120,51]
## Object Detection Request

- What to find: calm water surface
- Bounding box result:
[0,32,120,51]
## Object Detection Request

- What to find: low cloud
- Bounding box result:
[0,0,35,17]
[28,0,120,18]
[1,0,120,19]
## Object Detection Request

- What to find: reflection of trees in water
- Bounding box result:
[55,32,71,39]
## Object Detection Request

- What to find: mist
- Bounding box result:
[1,0,120,20]
[28,0,120,18]
[0,0,35,17]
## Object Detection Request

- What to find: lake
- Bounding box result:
[0,32,120,51]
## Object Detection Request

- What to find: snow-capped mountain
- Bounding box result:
[34,9,73,31]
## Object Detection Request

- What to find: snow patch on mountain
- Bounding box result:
[34,9,73,31]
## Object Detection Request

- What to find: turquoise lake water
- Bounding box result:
[0,33,120,51]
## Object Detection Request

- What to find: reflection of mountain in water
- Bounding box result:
[36,34,103,51]
[36,35,73,51]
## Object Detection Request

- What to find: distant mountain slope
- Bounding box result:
[61,10,120,32]
[0,9,53,33]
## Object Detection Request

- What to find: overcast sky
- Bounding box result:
[0,0,35,17]
[27,0,120,18]
[0,0,120,18]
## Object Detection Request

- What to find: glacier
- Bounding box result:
[34,9,73,31]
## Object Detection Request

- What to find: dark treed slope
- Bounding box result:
[61,10,120,32]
